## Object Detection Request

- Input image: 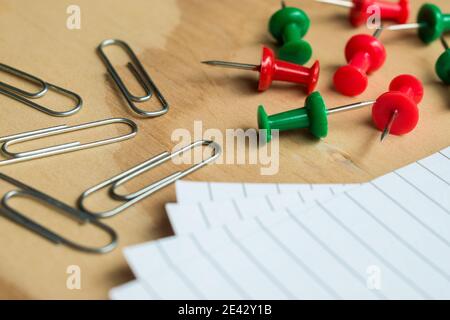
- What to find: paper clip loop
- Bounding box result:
[0,173,117,254]
[78,140,221,218]
[98,39,169,118]
[0,63,82,117]
[0,118,138,166]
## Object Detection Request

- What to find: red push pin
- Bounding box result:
[333,31,386,96]
[373,74,424,142]
[202,46,320,94]
[316,0,410,27]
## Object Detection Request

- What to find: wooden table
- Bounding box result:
[0,0,448,299]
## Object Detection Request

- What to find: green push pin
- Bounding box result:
[258,91,375,142]
[269,1,312,65]
[381,3,450,44]
[436,36,450,84]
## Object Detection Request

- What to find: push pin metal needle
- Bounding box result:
[442,36,449,50]
[316,0,410,27]
[202,61,258,71]
[377,3,450,44]
[380,109,399,142]
[316,0,353,8]
[372,26,384,39]
[202,46,320,93]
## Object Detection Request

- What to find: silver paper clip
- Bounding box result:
[78,140,221,218]
[98,39,169,118]
[0,118,138,166]
[0,63,82,117]
[0,172,117,254]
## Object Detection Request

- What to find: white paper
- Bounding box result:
[175,180,359,204]
[168,148,450,238]
[112,147,450,300]
[168,186,357,235]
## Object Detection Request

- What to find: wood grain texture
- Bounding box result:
[0,0,448,299]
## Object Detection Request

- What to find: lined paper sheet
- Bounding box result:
[167,192,336,235]
[121,218,378,299]
[170,182,360,234]
[112,147,450,300]
[119,193,450,299]
[175,181,359,204]
[119,205,446,299]
[168,148,450,236]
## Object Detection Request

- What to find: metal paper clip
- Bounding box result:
[0,173,117,254]
[0,63,82,117]
[78,140,221,218]
[98,39,169,118]
[0,118,138,166]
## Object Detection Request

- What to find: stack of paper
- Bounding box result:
[110,147,450,300]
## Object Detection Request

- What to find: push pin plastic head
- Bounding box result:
[378,4,450,44]
[202,46,320,94]
[258,92,376,142]
[436,37,450,84]
[334,34,386,96]
[372,74,423,141]
[269,4,312,65]
[417,3,450,44]
[351,0,409,27]
[257,75,423,143]
[316,0,410,27]
[258,92,327,142]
